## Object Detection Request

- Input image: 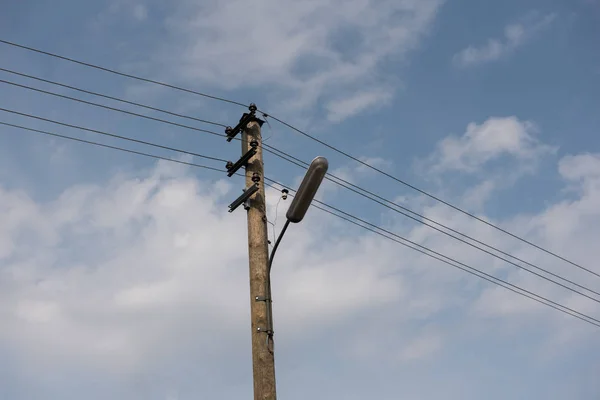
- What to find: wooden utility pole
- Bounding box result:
[242,117,277,400]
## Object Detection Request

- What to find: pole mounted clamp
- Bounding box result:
[224,103,262,142]
[228,183,259,213]
[255,296,274,336]
[226,147,258,177]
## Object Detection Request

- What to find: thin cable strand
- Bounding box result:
[0,38,588,274]
[0,110,228,164]
[0,39,247,108]
[4,120,598,328]
[0,79,227,138]
[3,77,598,300]
[263,113,595,278]
[0,67,227,128]
[260,145,600,298]
[310,197,600,324]
[5,72,592,292]
[3,100,598,302]
[262,179,600,327]
[308,203,600,328]
[0,122,227,173]
[271,195,283,245]
[5,75,590,293]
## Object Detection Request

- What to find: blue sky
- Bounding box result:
[1,0,600,399]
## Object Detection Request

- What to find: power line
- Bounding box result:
[0,39,247,108]
[0,67,227,128]
[0,38,589,275]
[307,202,600,328]
[1,70,586,287]
[0,79,227,139]
[0,109,228,164]
[4,119,598,329]
[0,121,227,174]
[3,73,598,298]
[261,145,600,300]
[263,114,595,278]
[262,179,600,327]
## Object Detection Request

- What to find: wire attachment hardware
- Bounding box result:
[255,296,274,336]
[256,327,273,335]
[226,146,257,177]
[225,103,260,142]
[228,183,259,213]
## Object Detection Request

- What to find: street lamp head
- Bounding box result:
[286,156,329,223]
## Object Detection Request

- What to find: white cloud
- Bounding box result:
[421,116,556,174]
[324,155,393,195]
[132,4,148,21]
[0,161,409,375]
[326,88,394,122]
[400,332,442,361]
[559,153,600,182]
[150,0,443,120]
[2,136,600,397]
[94,0,150,27]
[461,180,496,210]
[453,13,556,67]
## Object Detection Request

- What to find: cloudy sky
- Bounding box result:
[1,0,600,399]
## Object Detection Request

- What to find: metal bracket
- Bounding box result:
[226,146,257,177]
[225,104,262,142]
[255,296,273,335]
[228,183,259,213]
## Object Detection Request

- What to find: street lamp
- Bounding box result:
[263,156,329,345]
[269,156,329,272]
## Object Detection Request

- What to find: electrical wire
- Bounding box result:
[3,119,598,328]
[260,145,600,300]
[0,76,584,291]
[0,79,600,303]
[261,114,274,142]
[0,109,228,164]
[0,38,589,275]
[0,67,227,128]
[309,202,600,328]
[0,74,600,303]
[3,71,590,292]
[0,39,248,108]
[262,180,600,328]
[270,195,283,245]
[263,113,595,278]
[0,79,227,139]
[0,121,227,174]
